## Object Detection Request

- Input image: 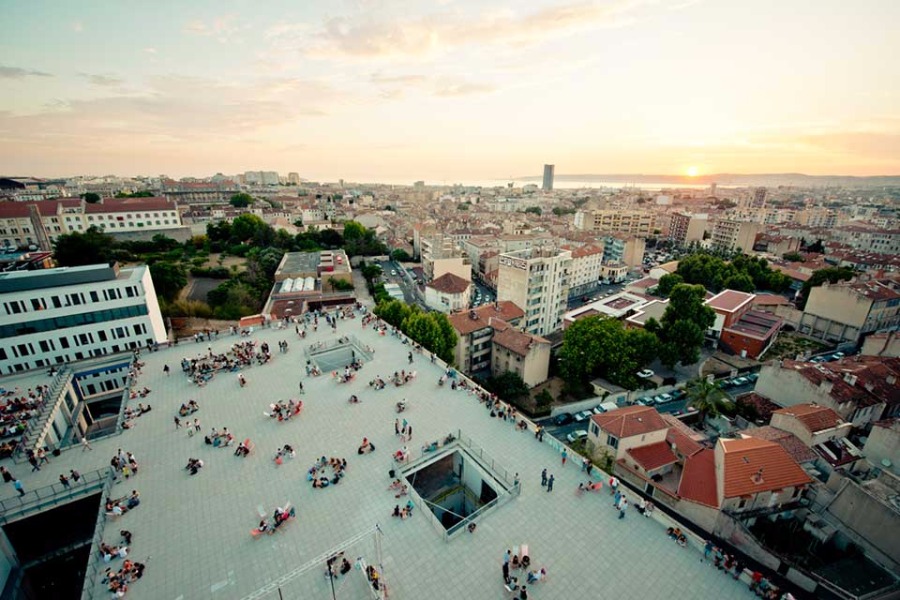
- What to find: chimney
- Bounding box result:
[844,373,858,386]
[751,468,764,484]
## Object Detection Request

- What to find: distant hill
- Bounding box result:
[514,173,900,188]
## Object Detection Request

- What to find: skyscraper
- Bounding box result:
[542,164,554,191]
[751,187,767,209]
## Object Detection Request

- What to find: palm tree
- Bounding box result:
[684,378,731,421]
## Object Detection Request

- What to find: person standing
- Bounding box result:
[70,469,81,483]
[59,474,70,488]
[81,437,93,452]
[618,496,628,519]
[13,480,24,496]
[502,561,510,584]
[0,466,12,483]
[540,468,547,487]
[394,419,400,435]
[561,449,568,467]
[298,382,305,395]
[194,418,201,432]
[614,489,622,508]
[547,474,554,492]
[174,416,181,429]
[163,364,170,376]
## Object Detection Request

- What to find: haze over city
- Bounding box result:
[2,0,899,181]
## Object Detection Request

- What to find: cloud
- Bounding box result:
[144,47,157,54]
[79,73,125,87]
[0,66,52,79]
[296,1,648,60]
[72,21,84,33]
[368,72,496,99]
[182,14,242,42]
[432,81,497,97]
[370,73,428,85]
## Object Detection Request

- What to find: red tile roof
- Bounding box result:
[627,441,678,471]
[665,424,705,458]
[742,426,818,464]
[446,301,524,336]
[706,289,755,312]
[773,404,844,433]
[591,406,668,439]
[85,197,175,213]
[426,272,470,294]
[491,323,549,356]
[677,449,718,508]
[720,438,812,499]
[0,199,80,218]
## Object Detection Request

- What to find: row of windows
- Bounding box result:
[2,286,139,316]
[0,304,149,337]
[3,338,150,374]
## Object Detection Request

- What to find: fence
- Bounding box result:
[79,468,118,600]
[12,366,72,463]
[0,467,108,524]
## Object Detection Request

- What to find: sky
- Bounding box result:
[1,0,899,182]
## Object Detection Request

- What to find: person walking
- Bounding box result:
[540,468,547,487]
[28,455,40,472]
[561,449,568,467]
[547,474,554,492]
[194,418,201,432]
[70,469,81,483]
[163,364,170,376]
[502,561,510,584]
[174,416,181,430]
[0,466,13,483]
[81,436,92,452]
[298,382,305,395]
[59,474,70,488]
[614,489,622,508]
[618,496,628,519]
[394,419,400,435]
[13,480,24,496]
[407,425,412,441]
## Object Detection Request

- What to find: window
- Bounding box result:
[31,298,45,311]
[126,287,136,298]
[606,435,619,449]
[98,330,107,342]
[0,348,6,360]
[590,423,599,436]
[90,291,99,302]
[59,336,70,349]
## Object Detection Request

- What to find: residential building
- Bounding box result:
[575,210,656,236]
[863,419,900,476]
[587,405,669,461]
[799,280,900,344]
[711,220,762,254]
[490,321,551,387]
[542,164,554,191]
[706,290,783,359]
[648,260,679,280]
[0,263,166,374]
[770,404,852,448]
[754,358,895,427]
[860,331,900,358]
[562,244,603,298]
[447,301,524,374]
[669,212,707,246]
[424,272,471,313]
[602,234,645,268]
[160,179,238,204]
[497,247,571,336]
[600,263,628,284]
[563,292,650,329]
[287,172,301,185]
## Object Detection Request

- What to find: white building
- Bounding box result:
[424,272,472,313]
[563,243,604,297]
[0,263,167,374]
[497,247,571,336]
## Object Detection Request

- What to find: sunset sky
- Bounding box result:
[1,0,898,181]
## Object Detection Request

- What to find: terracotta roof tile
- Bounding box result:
[677,449,718,508]
[706,289,755,312]
[85,197,175,213]
[590,406,668,439]
[627,441,678,471]
[742,426,818,464]
[720,438,812,499]
[491,324,549,356]
[772,404,844,433]
[446,301,524,336]
[426,272,470,294]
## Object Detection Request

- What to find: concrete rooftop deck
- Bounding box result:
[2,315,757,600]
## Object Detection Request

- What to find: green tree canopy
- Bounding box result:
[81,192,101,203]
[656,273,684,297]
[558,316,658,389]
[484,371,530,402]
[53,226,114,267]
[684,378,731,420]
[797,267,855,310]
[230,193,254,208]
[675,252,791,293]
[649,283,715,368]
[149,261,187,301]
[115,190,154,198]
[391,249,412,262]
[524,206,542,215]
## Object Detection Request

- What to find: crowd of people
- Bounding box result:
[307,456,347,488]
[110,448,139,480]
[266,399,303,422]
[0,385,46,456]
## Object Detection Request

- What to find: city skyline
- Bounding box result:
[1,0,899,180]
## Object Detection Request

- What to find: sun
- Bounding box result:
[686,166,699,177]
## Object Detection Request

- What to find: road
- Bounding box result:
[566,282,626,310]
[378,260,418,305]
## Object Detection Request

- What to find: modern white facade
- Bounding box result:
[0,263,167,374]
[497,247,571,336]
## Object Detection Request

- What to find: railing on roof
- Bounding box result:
[12,365,72,463]
[0,467,109,524]
[79,467,118,600]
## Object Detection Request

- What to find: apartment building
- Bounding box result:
[711,219,762,254]
[497,247,571,336]
[447,301,524,374]
[424,272,471,313]
[562,244,604,298]
[491,321,551,387]
[574,210,656,236]
[830,227,900,255]
[602,234,645,269]
[800,279,900,344]
[0,198,183,250]
[0,263,167,374]
[668,212,708,246]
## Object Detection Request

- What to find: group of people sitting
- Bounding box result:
[391,500,415,519]
[234,439,253,457]
[388,479,408,498]
[185,457,204,475]
[0,386,45,447]
[178,400,199,417]
[274,444,295,464]
[267,399,302,421]
[99,541,129,562]
[204,427,234,447]
[127,387,151,400]
[325,552,353,579]
[392,446,410,462]
[368,376,387,390]
[304,360,323,377]
[577,481,603,494]
[666,527,688,547]
[357,438,375,454]
[308,456,347,488]
[103,558,146,597]
[348,394,361,404]
[421,433,455,454]
[391,370,416,386]
[333,366,358,384]
[105,491,140,516]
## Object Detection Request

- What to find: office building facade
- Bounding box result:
[497,247,571,336]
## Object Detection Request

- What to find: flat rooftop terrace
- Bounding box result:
[1,318,757,600]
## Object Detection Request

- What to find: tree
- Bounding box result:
[524,206,542,215]
[81,192,101,203]
[115,190,154,198]
[535,389,554,411]
[230,193,254,208]
[231,214,268,242]
[782,252,803,262]
[327,277,354,292]
[149,261,187,301]
[797,267,855,310]
[656,273,684,297]
[485,371,530,402]
[649,283,715,368]
[684,378,731,421]
[558,316,657,389]
[391,249,412,262]
[53,226,114,267]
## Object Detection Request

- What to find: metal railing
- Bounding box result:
[0,467,108,524]
[80,467,118,600]
[12,366,72,462]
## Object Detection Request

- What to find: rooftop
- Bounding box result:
[741,426,818,464]
[720,438,813,499]
[591,405,668,439]
[626,441,678,471]
[677,449,718,508]
[706,290,755,313]
[772,404,844,433]
[724,310,783,340]
[446,301,524,336]
[0,316,756,600]
[426,272,470,295]
[491,322,549,356]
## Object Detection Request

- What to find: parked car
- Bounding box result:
[831,352,845,360]
[670,389,686,400]
[733,377,748,386]
[635,396,653,406]
[574,410,594,423]
[747,373,759,382]
[566,430,589,443]
[552,413,574,426]
[636,369,655,379]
